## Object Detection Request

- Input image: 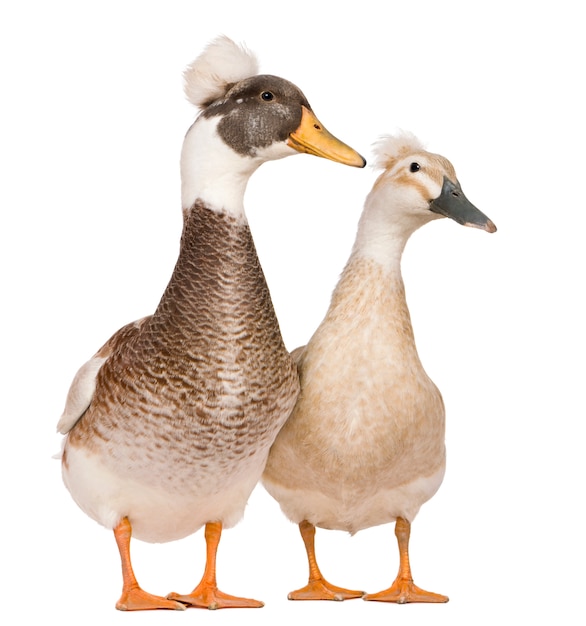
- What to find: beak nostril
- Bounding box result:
[314,124,321,130]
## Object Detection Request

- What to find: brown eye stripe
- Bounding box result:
[395,171,431,199]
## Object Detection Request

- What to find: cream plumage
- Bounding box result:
[263,132,496,603]
[57,35,365,611]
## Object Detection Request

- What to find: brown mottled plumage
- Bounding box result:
[65,204,297,512]
[57,36,365,612]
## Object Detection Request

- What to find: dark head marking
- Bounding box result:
[202,75,311,156]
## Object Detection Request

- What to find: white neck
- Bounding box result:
[180,116,259,220]
[350,185,433,272]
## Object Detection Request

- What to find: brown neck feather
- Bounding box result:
[144,201,282,353]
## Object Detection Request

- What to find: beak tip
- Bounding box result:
[486,220,497,234]
[289,108,367,169]
[463,218,497,233]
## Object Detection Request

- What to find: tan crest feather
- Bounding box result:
[371,131,426,171]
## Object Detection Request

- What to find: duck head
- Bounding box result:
[202,73,366,166]
[369,132,496,235]
[181,36,365,213]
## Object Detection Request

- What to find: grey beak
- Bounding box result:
[430,177,497,233]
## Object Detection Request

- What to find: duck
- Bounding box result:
[56,35,365,612]
[262,131,496,604]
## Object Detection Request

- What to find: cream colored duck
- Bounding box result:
[56,35,365,612]
[263,132,496,603]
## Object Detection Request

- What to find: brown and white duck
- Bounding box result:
[56,35,365,612]
[263,132,495,603]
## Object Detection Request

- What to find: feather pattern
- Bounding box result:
[264,257,445,533]
[263,133,495,541]
[62,203,298,541]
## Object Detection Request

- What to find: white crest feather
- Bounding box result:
[371,131,426,171]
[184,35,260,109]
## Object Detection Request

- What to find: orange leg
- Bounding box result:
[363,517,448,604]
[288,520,364,601]
[167,521,264,609]
[114,517,185,611]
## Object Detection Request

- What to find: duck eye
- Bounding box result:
[409,162,421,172]
[261,91,274,101]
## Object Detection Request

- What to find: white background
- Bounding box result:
[2,1,585,624]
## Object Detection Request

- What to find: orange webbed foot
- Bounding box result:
[363,517,449,604]
[116,586,187,611]
[288,520,364,601]
[288,578,365,601]
[167,586,264,610]
[363,579,448,604]
[113,518,186,611]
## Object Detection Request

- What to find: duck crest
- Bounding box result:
[371,131,426,172]
[184,35,259,109]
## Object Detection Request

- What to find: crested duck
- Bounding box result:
[263,132,496,603]
[57,35,365,612]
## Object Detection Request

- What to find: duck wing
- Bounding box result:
[290,345,307,370]
[56,316,151,434]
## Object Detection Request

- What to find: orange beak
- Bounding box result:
[287,106,366,168]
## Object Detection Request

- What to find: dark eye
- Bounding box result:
[409,162,420,172]
[261,91,274,101]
